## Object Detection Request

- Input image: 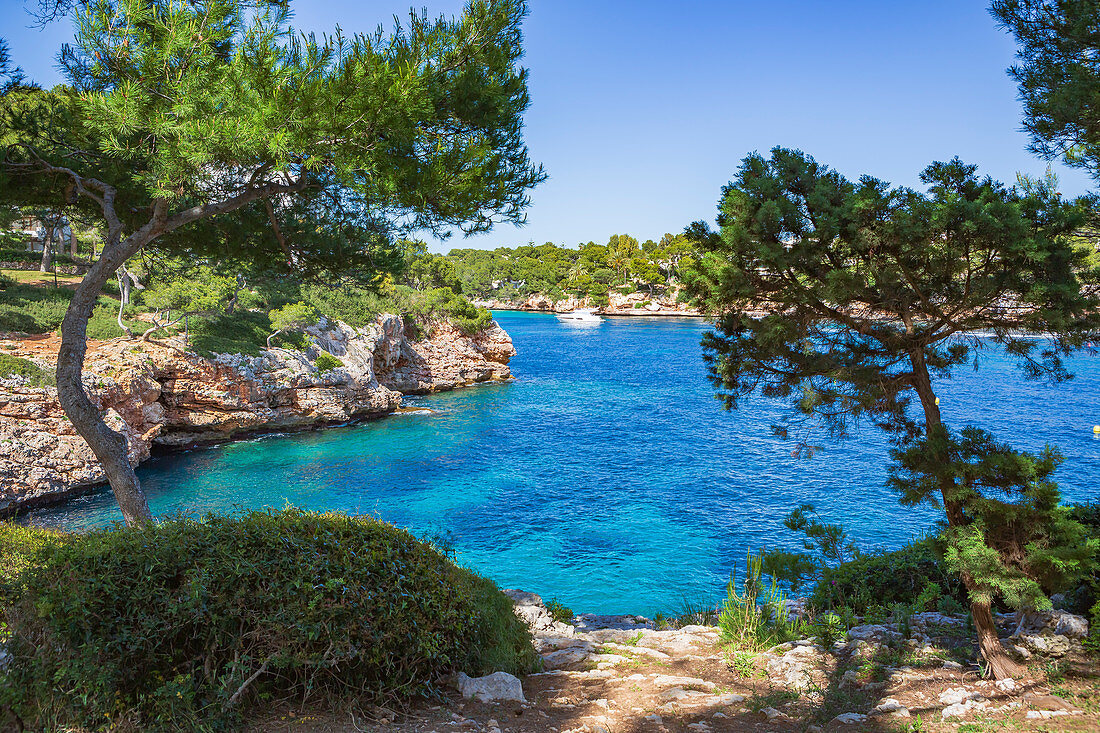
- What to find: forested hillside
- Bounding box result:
[446,233,697,304]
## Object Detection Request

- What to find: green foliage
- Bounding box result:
[446,232,698,300]
[269,301,319,333]
[142,267,238,316]
[685,147,1096,433]
[545,598,574,624]
[992,0,1100,181]
[718,550,802,651]
[0,523,64,625]
[761,504,860,592]
[0,352,54,387]
[313,352,342,373]
[808,611,845,648]
[0,509,535,731]
[893,426,1098,611]
[812,537,967,613]
[188,309,306,357]
[0,280,139,337]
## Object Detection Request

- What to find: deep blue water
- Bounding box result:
[23,312,1100,614]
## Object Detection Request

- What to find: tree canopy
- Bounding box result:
[993,0,1100,180]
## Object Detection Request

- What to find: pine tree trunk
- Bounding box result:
[56,232,153,526]
[909,348,1022,679]
[970,593,1025,679]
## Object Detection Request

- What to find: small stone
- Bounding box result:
[870,698,905,715]
[831,712,868,725]
[941,660,963,669]
[644,714,663,724]
[995,678,1016,693]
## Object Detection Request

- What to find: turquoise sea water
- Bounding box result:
[23,311,1100,614]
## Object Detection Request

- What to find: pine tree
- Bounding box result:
[685,147,1100,678]
[0,0,545,525]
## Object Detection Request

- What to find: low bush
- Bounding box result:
[811,537,967,613]
[0,509,536,731]
[0,353,55,387]
[314,351,343,372]
[187,310,307,357]
[545,598,574,624]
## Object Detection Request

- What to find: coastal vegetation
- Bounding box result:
[0,510,535,731]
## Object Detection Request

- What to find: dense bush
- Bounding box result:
[0,509,536,731]
[1065,503,1100,645]
[0,353,54,387]
[397,286,493,335]
[0,247,80,265]
[314,351,343,372]
[811,537,967,613]
[0,523,63,624]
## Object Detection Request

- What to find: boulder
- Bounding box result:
[455,671,525,704]
[847,624,900,643]
[1015,633,1072,657]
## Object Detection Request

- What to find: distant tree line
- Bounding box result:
[446,233,697,303]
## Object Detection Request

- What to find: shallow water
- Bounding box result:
[23,312,1100,614]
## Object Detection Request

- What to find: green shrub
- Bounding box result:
[0,523,65,625]
[0,353,54,387]
[314,351,343,372]
[545,598,574,624]
[0,509,536,731]
[811,537,967,613]
[187,310,307,357]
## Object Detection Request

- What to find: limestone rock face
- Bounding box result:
[377,319,514,394]
[0,315,514,512]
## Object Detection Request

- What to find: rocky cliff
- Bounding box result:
[0,315,514,512]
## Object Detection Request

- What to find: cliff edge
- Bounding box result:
[0,314,514,512]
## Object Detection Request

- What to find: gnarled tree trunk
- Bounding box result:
[56,220,159,526]
[909,348,1025,679]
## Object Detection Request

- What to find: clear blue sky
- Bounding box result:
[5,0,1093,252]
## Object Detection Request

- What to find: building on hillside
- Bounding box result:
[7,216,72,255]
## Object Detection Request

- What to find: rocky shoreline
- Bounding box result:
[0,314,514,513]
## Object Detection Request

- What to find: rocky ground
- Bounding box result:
[253,594,1100,733]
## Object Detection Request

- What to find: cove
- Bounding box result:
[23,311,1100,615]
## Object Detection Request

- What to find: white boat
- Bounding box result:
[555,308,602,322]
